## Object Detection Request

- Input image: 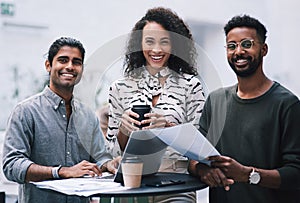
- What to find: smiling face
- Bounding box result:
[226,27,267,77]
[142,22,171,75]
[45,45,83,94]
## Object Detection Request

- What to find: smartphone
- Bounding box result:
[145,180,185,187]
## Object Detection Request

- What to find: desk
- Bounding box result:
[92,172,207,199]
[32,172,207,203]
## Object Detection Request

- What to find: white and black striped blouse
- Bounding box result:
[107,67,205,156]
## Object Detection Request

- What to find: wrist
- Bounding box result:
[119,122,129,136]
[52,165,62,179]
[100,162,108,172]
[195,162,207,177]
[248,167,261,184]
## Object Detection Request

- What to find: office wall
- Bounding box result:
[1,0,299,129]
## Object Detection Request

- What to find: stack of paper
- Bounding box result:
[31,177,124,196]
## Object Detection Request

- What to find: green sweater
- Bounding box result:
[200,82,300,203]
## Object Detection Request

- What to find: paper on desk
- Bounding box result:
[31,177,125,197]
[149,123,220,165]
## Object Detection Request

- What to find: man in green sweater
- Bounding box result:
[189,15,300,203]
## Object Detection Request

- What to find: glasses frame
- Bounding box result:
[225,39,255,52]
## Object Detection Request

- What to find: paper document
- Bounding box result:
[31,176,125,197]
[149,123,220,164]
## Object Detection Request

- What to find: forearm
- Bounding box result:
[117,130,129,151]
[188,159,200,177]
[224,164,281,188]
[25,163,53,182]
[249,167,281,189]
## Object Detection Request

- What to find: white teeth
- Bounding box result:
[236,59,247,63]
[62,73,74,77]
[151,56,163,60]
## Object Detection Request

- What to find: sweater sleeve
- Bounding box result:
[277,101,300,190]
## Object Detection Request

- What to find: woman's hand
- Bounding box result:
[103,156,121,174]
[119,110,140,136]
[142,112,167,129]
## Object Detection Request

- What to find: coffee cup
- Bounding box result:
[121,156,143,188]
[131,105,151,128]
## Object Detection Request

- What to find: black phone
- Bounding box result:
[145,180,185,187]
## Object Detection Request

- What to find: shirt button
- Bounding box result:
[54,105,58,109]
[67,152,70,155]
[61,101,64,104]
[63,115,66,118]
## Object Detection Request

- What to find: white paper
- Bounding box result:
[149,123,220,164]
[31,177,126,197]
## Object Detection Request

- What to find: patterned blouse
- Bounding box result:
[107,67,205,157]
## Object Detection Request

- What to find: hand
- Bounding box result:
[104,156,121,174]
[142,112,167,129]
[119,110,140,136]
[59,160,102,178]
[196,162,234,191]
[209,155,251,183]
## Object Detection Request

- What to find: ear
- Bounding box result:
[45,60,51,73]
[262,43,268,57]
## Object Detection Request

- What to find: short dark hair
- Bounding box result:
[224,15,267,43]
[125,7,198,76]
[47,37,85,66]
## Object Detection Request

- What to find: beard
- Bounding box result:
[228,54,263,77]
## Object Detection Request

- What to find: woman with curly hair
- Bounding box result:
[107,7,205,202]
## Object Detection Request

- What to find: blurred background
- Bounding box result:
[0,0,299,201]
[1,0,300,129]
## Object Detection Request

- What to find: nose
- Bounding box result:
[65,61,74,70]
[235,43,245,54]
[152,43,162,53]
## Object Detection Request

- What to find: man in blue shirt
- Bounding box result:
[2,37,119,203]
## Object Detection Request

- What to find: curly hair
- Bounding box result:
[124,7,198,76]
[224,15,267,43]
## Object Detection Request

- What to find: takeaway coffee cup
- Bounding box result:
[131,105,151,128]
[121,156,143,188]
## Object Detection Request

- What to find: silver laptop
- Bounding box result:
[98,129,167,183]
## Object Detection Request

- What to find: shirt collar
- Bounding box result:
[43,86,76,111]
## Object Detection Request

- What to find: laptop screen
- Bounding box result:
[114,129,167,183]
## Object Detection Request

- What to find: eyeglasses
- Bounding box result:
[225,39,255,51]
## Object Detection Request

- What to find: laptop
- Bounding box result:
[97,129,167,183]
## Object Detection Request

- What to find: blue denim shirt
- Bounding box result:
[2,86,112,203]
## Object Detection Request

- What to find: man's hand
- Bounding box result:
[196,162,234,191]
[209,155,251,183]
[59,160,102,178]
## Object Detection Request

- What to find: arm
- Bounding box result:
[25,110,119,182]
[208,156,281,189]
[276,101,300,189]
[25,160,103,182]
[107,82,133,151]
[2,105,35,183]
[185,77,205,128]
[117,111,140,151]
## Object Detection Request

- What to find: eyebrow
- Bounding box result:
[160,37,170,40]
[144,36,170,40]
[57,56,82,62]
